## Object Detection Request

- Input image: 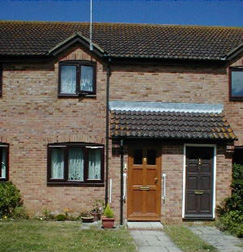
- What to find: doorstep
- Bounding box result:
[127,222,163,230]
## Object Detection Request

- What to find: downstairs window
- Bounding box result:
[47,143,104,185]
[0,144,9,181]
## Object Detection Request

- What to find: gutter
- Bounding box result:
[120,139,124,225]
[105,58,111,206]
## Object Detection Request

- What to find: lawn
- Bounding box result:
[0,221,136,252]
[164,225,217,252]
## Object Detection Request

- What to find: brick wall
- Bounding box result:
[0,46,107,215]
[0,45,241,221]
[225,55,243,146]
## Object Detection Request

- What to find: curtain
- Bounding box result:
[1,148,6,178]
[68,148,84,181]
[88,149,101,180]
[60,65,76,94]
[80,66,93,92]
[51,148,64,179]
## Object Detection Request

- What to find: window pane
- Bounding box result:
[68,148,84,181]
[80,66,94,92]
[51,148,64,179]
[88,149,101,180]
[1,148,6,178]
[134,149,143,164]
[231,71,243,97]
[147,149,156,165]
[60,65,76,94]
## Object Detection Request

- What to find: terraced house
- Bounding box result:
[0,21,243,224]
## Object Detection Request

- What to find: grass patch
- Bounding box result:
[0,221,136,252]
[164,225,217,252]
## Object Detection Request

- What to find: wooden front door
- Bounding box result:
[185,146,214,219]
[127,146,161,221]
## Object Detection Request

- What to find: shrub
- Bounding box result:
[55,214,67,221]
[0,181,23,218]
[103,204,114,218]
[42,209,55,220]
[217,163,243,237]
[12,206,29,220]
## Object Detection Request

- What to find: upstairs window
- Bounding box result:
[47,143,104,185]
[229,67,243,101]
[0,144,9,181]
[58,61,96,97]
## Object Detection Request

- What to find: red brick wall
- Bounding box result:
[0,46,241,221]
[225,55,243,146]
[108,61,239,222]
[0,46,107,215]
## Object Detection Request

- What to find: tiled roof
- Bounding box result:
[110,101,236,140]
[0,20,242,60]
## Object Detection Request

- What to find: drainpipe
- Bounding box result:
[120,138,124,225]
[105,58,111,206]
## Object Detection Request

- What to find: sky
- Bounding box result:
[0,0,242,27]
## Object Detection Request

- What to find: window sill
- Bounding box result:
[58,94,96,99]
[230,97,243,102]
[47,181,104,187]
[0,179,8,182]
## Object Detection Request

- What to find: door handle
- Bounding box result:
[154,177,158,184]
[139,186,150,191]
[194,190,204,195]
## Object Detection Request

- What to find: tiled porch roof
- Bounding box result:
[109,101,236,140]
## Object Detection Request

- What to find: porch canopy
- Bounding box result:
[109,101,236,140]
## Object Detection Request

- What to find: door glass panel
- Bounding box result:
[134,149,142,164]
[147,149,156,165]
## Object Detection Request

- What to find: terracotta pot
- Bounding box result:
[81,216,94,223]
[91,211,101,221]
[102,217,115,229]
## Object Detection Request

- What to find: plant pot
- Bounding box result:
[91,211,101,221]
[81,216,94,223]
[102,217,115,229]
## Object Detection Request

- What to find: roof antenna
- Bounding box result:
[90,0,93,51]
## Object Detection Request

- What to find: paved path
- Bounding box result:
[130,230,183,252]
[189,225,243,252]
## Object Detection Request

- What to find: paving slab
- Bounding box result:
[130,230,183,252]
[127,221,163,230]
[188,225,243,252]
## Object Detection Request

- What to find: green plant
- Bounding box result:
[92,199,104,213]
[42,209,54,220]
[103,204,114,218]
[0,181,23,218]
[80,210,92,217]
[12,206,29,220]
[217,163,243,237]
[55,214,67,221]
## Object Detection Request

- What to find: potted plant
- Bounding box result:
[102,204,115,229]
[90,199,104,221]
[80,210,94,223]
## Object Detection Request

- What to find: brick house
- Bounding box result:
[0,21,243,224]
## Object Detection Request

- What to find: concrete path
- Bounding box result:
[188,225,243,252]
[129,230,183,252]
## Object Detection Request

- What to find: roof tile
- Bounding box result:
[0,20,242,60]
[110,109,236,140]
